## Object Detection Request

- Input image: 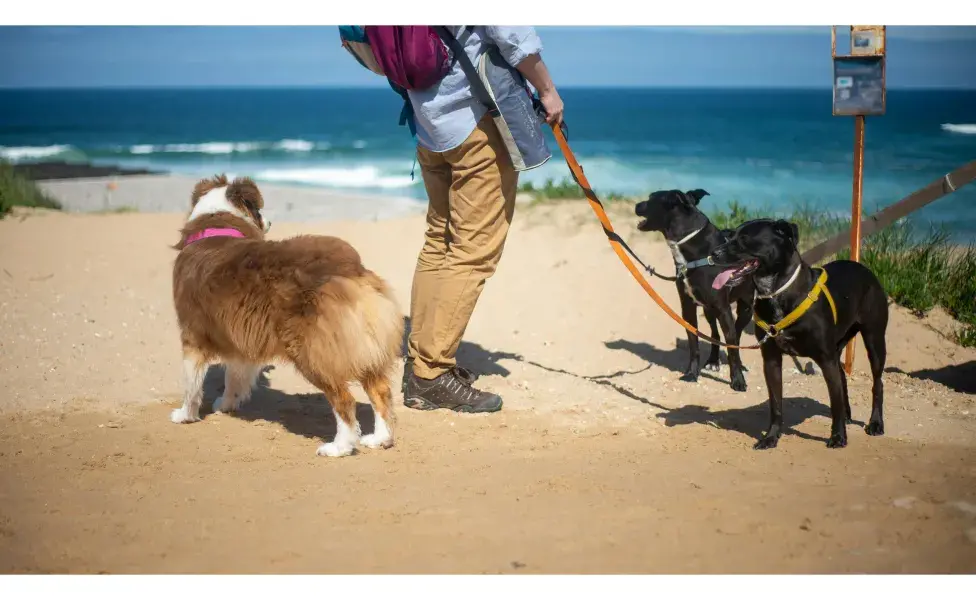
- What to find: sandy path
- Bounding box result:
[2,194,975,573]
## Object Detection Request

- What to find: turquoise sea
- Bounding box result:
[1,87,974,237]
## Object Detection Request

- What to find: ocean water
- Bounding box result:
[1,87,974,237]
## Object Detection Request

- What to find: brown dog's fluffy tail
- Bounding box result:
[359,270,405,371]
[340,270,404,381]
[292,269,403,388]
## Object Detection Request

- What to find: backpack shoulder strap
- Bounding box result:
[389,26,492,138]
[434,26,500,118]
[388,79,417,137]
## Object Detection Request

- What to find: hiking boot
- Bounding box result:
[401,358,477,394]
[403,369,502,413]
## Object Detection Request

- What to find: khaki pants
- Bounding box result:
[407,116,518,379]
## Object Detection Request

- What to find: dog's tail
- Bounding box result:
[363,269,405,358]
[299,269,403,385]
[346,270,405,379]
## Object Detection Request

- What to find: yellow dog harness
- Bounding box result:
[754,269,838,338]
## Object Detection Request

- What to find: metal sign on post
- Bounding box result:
[832,25,886,376]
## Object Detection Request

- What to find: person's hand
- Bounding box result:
[540,87,564,126]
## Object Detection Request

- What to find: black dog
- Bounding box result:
[711,218,888,450]
[635,189,754,392]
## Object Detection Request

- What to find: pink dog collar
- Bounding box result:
[184,227,246,246]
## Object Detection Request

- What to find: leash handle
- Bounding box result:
[549,123,762,351]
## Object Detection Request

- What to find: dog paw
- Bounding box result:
[703,361,721,373]
[753,435,779,450]
[679,371,700,383]
[865,421,885,436]
[360,433,394,449]
[212,395,241,413]
[170,407,200,424]
[826,434,848,449]
[316,442,356,458]
[730,372,748,392]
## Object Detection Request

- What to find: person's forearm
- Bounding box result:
[515,54,555,96]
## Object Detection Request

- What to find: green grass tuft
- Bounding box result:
[0,160,62,218]
[707,201,976,347]
[518,178,630,203]
[706,199,849,254]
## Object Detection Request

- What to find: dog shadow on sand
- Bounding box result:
[512,336,845,446]
[191,317,518,444]
[886,360,976,395]
[197,365,378,443]
[192,315,839,446]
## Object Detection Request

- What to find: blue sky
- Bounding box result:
[1,26,974,89]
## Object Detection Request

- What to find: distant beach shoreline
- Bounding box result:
[11,160,162,181]
[20,164,426,223]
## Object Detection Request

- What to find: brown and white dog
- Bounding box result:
[170,174,404,457]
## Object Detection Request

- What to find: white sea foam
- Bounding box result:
[941,123,976,135]
[254,166,416,189]
[12,139,337,159]
[124,142,250,154]
[162,142,260,154]
[124,139,330,155]
[0,145,72,162]
[273,139,315,152]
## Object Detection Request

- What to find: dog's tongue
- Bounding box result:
[712,268,737,290]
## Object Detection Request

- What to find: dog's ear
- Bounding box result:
[227,176,264,211]
[774,219,800,246]
[191,174,229,207]
[684,189,709,205]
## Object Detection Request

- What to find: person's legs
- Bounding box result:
[404,117,518,412]
[433,119,518,373]
[405,145,451,373]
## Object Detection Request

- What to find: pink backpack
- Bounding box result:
[339,26,462,134]
[339,26,457,91]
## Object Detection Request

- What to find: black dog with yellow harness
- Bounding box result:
[711,218,889,450]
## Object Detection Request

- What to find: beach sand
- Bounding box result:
[2,175,975,574]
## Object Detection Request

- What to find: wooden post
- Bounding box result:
[844,115,866,375]
[833,25,884,377]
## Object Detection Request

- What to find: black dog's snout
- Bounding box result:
[635,201,647,216]
[711,241,732,263]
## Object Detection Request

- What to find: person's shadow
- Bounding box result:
[400,316,518,378]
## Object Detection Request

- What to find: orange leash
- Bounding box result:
[549,122,762,351]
